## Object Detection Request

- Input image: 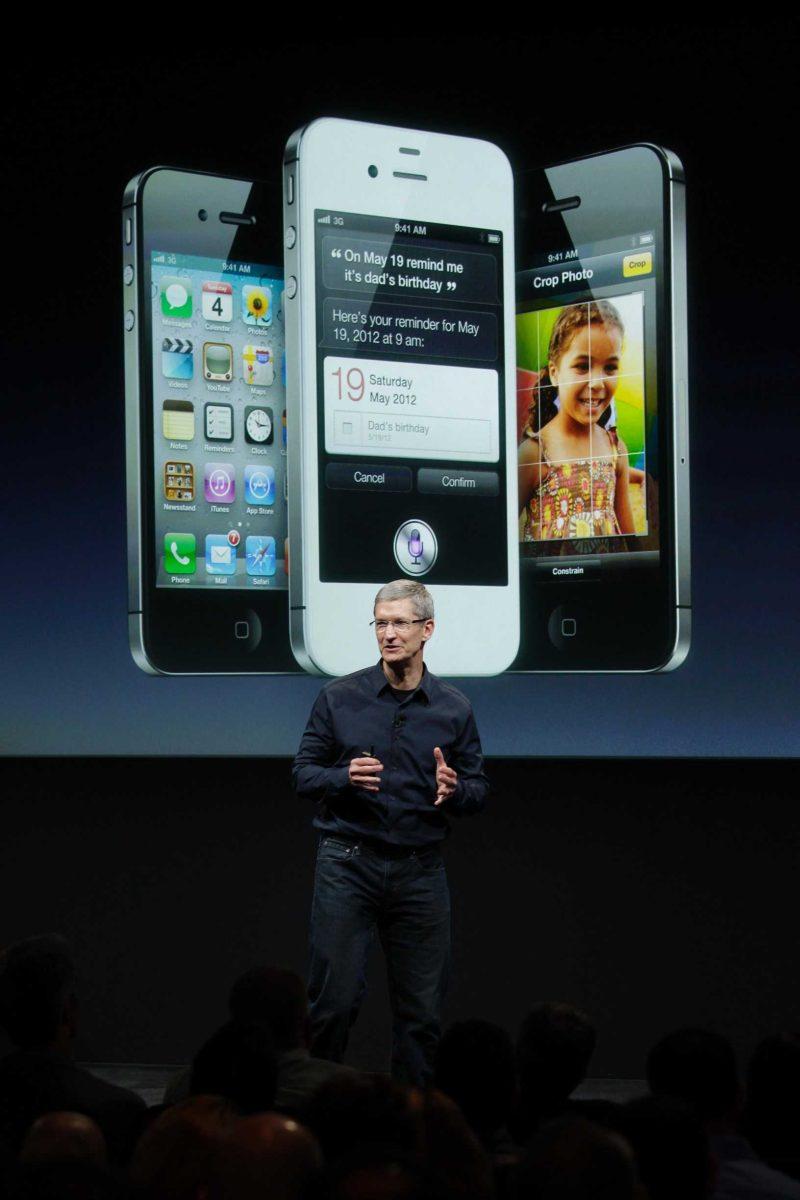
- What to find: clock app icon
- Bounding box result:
[245,406,273,445]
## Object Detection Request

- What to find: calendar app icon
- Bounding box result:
[202,281,233,322]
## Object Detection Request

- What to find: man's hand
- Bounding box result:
[348,756,383,793]
[433,747,458,806]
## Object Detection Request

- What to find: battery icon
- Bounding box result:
[639,233,654,245]
[487,232,501,244]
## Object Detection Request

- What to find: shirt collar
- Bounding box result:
[367,660,432,703]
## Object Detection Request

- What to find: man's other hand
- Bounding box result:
[349,757,384,792]
[433,747,458,806]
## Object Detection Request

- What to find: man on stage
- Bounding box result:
[292,579,489,1086]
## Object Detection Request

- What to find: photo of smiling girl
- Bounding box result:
[518,298,645,544]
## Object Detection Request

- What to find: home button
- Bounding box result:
[548,605,585,650]
[233,610,262,651]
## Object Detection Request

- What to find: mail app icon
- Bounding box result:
[205,534,237,575]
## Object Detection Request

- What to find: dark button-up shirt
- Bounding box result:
[292,661,489,848]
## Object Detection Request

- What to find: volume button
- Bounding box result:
[677,379,688,465]
[286,173,295,205]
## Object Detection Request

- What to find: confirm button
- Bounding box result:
[417,468,499,497]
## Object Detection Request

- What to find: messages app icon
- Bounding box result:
[163,532,196,574]
[160,276,193,319]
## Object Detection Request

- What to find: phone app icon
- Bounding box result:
[242,344,274,387]
[162,400,195,441]
[242,285,272,327]
[164,532,196,573]
[202,281,233,322]
[246,535,276,577]
[204,463,235,503]
[163,461,195,502]
[244,464,275,505]
[160,276,193,319]
[204,402,233,442]
[245,406,273,445]
[205,534,237,575]
[162,338,194,380]
[203,342,233,382]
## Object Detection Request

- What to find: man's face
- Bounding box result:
[373,598,433,668]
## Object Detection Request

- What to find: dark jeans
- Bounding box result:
[308,836,451,1087]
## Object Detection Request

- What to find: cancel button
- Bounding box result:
[326,462,412,493]
[417,468,499,497]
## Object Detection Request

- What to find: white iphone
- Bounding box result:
[282,118,519,676]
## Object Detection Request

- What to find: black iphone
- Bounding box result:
[122,166,299,673]
[512,144,690,672]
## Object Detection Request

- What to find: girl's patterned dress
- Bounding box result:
[522,429,622,542]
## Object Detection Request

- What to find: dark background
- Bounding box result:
[2,758,798,1078]
[2,27,799,1074]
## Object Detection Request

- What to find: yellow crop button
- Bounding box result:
[623,251,652,278]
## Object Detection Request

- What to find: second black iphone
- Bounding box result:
[512,145,690,672]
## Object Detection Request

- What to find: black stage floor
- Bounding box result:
[83,1064,647,1109]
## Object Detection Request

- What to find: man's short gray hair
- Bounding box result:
[374,580,434,621]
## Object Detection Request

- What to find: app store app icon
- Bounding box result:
[244,465,275,505]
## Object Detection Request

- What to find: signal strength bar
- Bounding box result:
[317,214,332,225]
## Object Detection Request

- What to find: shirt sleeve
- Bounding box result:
[441,705,489,817]
[291,688,351,802]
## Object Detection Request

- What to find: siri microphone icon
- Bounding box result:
[394,519,437,576]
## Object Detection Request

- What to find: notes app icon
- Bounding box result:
[162,400,195,441]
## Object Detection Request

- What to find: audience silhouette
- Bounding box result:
[647,1028,800,1199]
[0,937,145,1167]
[510,1001,597,1145]
[1,934,798,1200]
[164,966,352,1117]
